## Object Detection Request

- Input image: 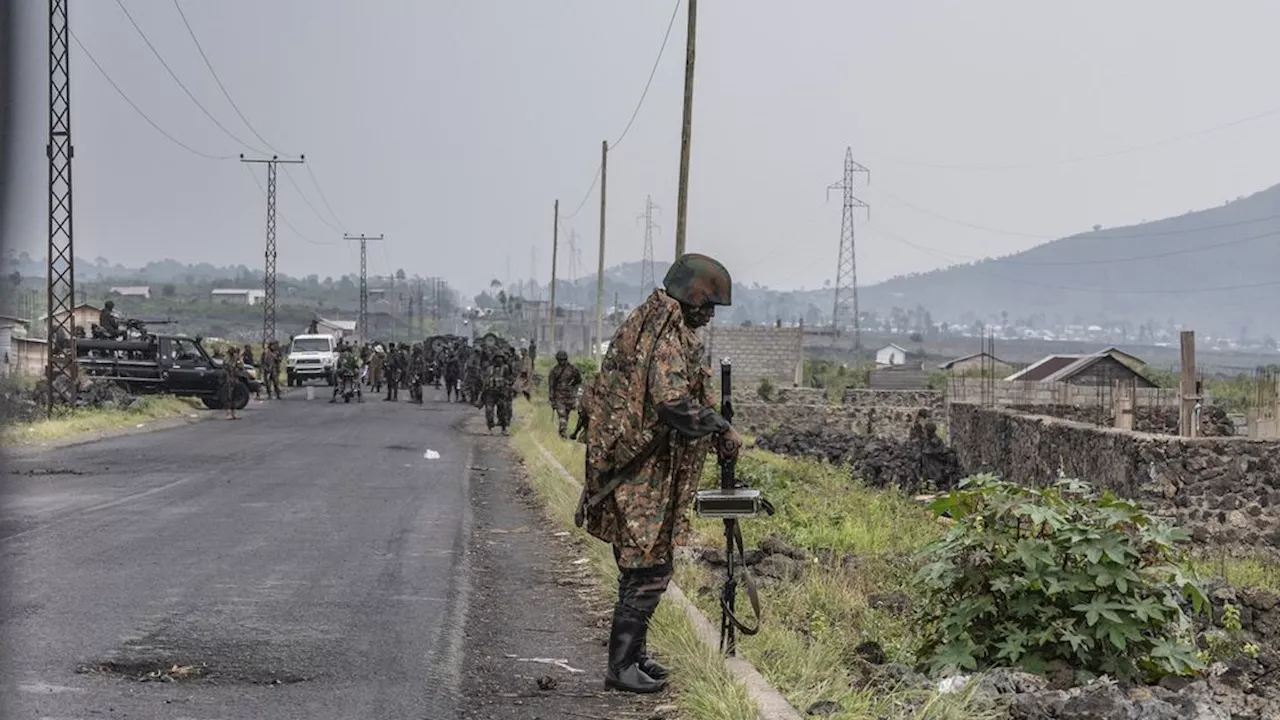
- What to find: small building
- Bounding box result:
[0,315,28,374]
[10,336,47,376]
[1005,353,1156,388]
[875,343,908,367]
[109,285,151,300]
[37,302,101,336]
[939,352,1012,375]
[1097,346,1146,372]
[316,317,358,340]
[211,288,266,306]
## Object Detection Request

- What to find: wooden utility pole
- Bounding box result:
[550,199,559,351]
[1179,330,1199,437]
[594,141,608,360]
[674,0,697,259]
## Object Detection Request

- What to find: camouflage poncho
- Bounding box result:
[581,288,719,568]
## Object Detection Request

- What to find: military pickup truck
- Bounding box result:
[75,333,260,410]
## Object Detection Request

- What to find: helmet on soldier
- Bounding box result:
[555,350,569,362]
[662,253,732,307]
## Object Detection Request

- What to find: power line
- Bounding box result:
[243,164,333,246]
[113,0,267,154]
[304,164,347,230]
[282,165,345,234]
[171,0,291,157]
[70,31,233,160]
[561,163,601,220]
[610,0,682,151]
[878,104,1280,171]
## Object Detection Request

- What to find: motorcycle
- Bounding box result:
[338,371,361,403]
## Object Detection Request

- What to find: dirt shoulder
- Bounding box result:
[460,418,670,720]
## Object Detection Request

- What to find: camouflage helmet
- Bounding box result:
[663,253,732,307]
[555,350,569,361]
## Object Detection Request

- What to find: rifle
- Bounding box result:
[695,359,774,656]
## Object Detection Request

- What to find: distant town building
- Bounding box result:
[938,352,1012,375]
[211,288,266,306]
[874,343,908,367]
[109,286,151,299]
[37,302,100,336]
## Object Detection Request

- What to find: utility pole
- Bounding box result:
[674,0,697,259]
[46,0,76,413]
[638,195,660,302]
[594,140,608,360]
[344,233,383,341]
[550,199,559,350]
[242,154,305,349]
[828,147,869,349]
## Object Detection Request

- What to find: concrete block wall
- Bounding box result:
[947,378,1181,408]
[947,404,1280,553]
[704,325,804,392]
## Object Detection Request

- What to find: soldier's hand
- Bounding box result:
[716,427,742,463]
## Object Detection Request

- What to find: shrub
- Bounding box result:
[912,475,1207,681]
[757,377,776,402]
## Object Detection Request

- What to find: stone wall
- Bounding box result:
[948,404,1280,552]
[732,388,943,442]
[704,325,804,392]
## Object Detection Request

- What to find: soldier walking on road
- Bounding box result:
[577,254,741,694]
[482,352,514,434]
[548,351,582,438]
[443,350,462,403]
[370,345,385,394]
[384,344,404,401]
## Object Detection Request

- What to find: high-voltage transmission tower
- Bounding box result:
[637,195,660,301]
[828,147,870,349]
[345,234,383,340]
[45,0,75,412]
[241,154,305,348]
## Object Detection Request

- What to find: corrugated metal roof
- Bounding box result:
[1007,354,1084,381]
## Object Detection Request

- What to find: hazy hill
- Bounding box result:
[860,183,1280,337]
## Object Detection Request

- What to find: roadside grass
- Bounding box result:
[509,399,758,719]
[1189,552,1280,593]
[511,399,998,719]
[2,395,201,445]
[680,454,998,720]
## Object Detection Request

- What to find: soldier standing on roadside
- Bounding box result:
[482,352,514,433]
[384,343,404,401]
[260,340,282,400]
[578,254,741,694]
[548,350,582,438]
[370,344,385,394]
[223,346,246,420]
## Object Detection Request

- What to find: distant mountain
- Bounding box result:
[860,183,1280,337]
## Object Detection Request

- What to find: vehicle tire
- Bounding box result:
[202,396,223,410]
[231,382,251,410]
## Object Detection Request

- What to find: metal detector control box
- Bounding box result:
[695,488,766,519]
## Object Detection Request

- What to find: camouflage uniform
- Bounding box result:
[384,345,404,401]
[260,342,282,399]
[408,344,427,403]
[443,352,462,402]
[222,350,245,419]
[580,253,736,695]
[463,353,483,406]
[331,347,362,402]
[482,354,515,433]
[547,353,583,438]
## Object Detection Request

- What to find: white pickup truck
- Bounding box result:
[286,334,338,386]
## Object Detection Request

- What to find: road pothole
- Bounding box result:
[78,661,210,683]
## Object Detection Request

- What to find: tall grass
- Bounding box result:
[2,395,200,445]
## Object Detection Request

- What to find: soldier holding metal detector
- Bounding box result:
[577,253,758,694]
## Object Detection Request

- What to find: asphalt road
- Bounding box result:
[0,392,478,719]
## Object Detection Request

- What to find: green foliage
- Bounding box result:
[913,475,1207,681]
[1140,366,1179,389]
[757,377,776,402]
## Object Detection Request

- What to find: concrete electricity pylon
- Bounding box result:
[637,195,660,302]
[344,233,383,340]
[242,154,305,349]
[828,147,870,349]
[46,0,76,413]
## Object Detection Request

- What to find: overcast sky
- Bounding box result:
[6,0,1280,297]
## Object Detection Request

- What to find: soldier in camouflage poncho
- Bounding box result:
[578,253,741,694]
